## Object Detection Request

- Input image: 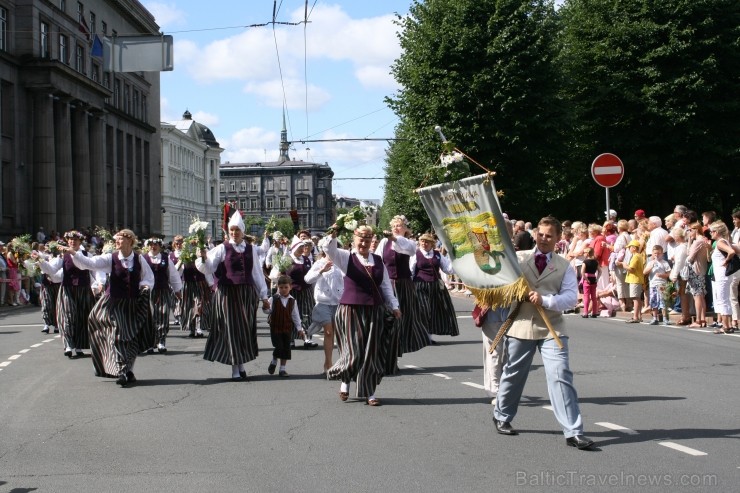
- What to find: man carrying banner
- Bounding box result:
[492,216,594,450]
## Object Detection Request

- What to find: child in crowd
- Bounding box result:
[644,245,672,325]
[622,240,645,323]
[581,247,599,318]
[264,275,302,377]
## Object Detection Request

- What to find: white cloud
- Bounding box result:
[243,78,331,110]
[221,127,281,164]
[142,2,187,29]
[192,111,220,126]
[174,4,401,91]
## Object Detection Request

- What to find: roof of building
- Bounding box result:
[173,110,220,147]
[220,159,333,172]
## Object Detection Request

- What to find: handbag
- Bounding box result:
[722,250,740,276]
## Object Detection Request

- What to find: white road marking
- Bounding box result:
[457,315,472,319]
[404,364,425,370]
[461,382,485,390]
[30,343,43,348]
[0,324,45,328]
[19,349,30,353]
[42,338,55,343]
[432,373,452,380]
[658,442,707,456]
[0,361,11,367]
[542,405,553,411]
[595,422,638,435]
[8,355,21,360]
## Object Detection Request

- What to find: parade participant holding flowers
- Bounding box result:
[35,240,63,334]
[68,229,154,387]
[142,238,182,353]
[196,211,270,381]
[35,231,95,358]
[375,215,429,374]
[321,224,400,406]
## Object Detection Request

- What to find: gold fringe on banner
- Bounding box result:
[468,275,529,311]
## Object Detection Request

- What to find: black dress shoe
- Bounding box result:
[41,328,50,333]
[268,362,276,375]
[566,435,594,449]
[116,374,128,387]
[64,350,72,358]
[73,351,84,359]
[239,370,248,380]
[493,419,518,435]
[126,371,136,383]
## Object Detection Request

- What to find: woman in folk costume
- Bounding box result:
[322,225,401,406]
[36,241,63,334]
[287,239,319,347]
[70,229,154,387]
[141,238,182,353]
[411,233,459,343]
[196,211,270,381]
[35,231,95,358]
[175,237,213,338]
[375,215,429,375]
[169,236,184,326]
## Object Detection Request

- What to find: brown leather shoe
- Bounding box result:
[366,398,381,406]
[339,391,349,401]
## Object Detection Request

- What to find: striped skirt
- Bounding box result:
[40,283,61,327]
[88,291,150,378]
[395,278,430,354]
[414,280,460,336]
[328,304,388,398]
[181,280,209,333]
[56,285,95,351]
[200,287,214,332]
[140,288,170,349]
[203,284,259,365]
[291,287,315,335]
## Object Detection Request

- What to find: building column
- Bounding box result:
[89,112,107,227]
[54,98,74,231]
[33,92,57,232]
[72,104,91,228]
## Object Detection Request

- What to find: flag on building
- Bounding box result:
[91,34,104,58]
[417,173,527,309]
[78,17,91,42]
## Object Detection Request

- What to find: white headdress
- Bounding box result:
[228,211,245,232]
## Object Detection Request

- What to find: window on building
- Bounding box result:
[133,89,139,119]
[240,199,247,210]
[266,198,274,209]
[230,181,236,192]
[317,194,324,208]
[75,44,85,73]
[317,215,325,228]
[280,179,286,191]
[77,2,84,23]
[101,21,107,35]
[103,72,110,89]
[250,199,258,210]
[124,84,130,113]
[251,179,258,192]
[141,95,147,122]
[91,62,100,82]
[240,180,247,191]
[40,21,50,58]
[59,34,69,64]
[297,197,309,209]
[60,1,66,12]
[266,179,274,191]
[89,12,96,33]
[279,197,286,209]
[219,183,225,192]
[113,78,120,107]
[0,8,8,52]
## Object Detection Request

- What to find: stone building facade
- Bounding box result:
[219,122,334,235]
[160,110,222,241]
[0,0,161,238]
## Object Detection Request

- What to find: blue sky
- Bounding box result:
[143,1,410,202]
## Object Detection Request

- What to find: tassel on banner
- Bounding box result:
[468,275,529,311]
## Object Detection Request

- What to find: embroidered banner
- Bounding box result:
[417,173,527,309]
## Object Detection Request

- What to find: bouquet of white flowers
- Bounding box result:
[438,140,470,181]
[330,205,373,246]
[188,216,209,250]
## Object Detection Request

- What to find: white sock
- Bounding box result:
[238,363,245,372]
[231,365,240,378]
[279,365,286,371]
[340,382,349,393]
[368,394,376,401]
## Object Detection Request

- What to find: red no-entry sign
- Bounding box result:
[591,153,624,188]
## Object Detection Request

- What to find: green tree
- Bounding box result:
[385,0,568,223]
[558,0,740,217]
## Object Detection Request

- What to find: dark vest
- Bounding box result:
[214,242,254,286]
[106,252,142,299]
[183,263,206,283]
[339,253,384,306]
[413,250,441,282]
[145,253,169,290]
[169,251,178,263]
[62,251,91,287]
[383,240,411,280]
[287,256,311,291]
[269,295,295,333]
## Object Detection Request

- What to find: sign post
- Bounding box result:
[591,153,624,219]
